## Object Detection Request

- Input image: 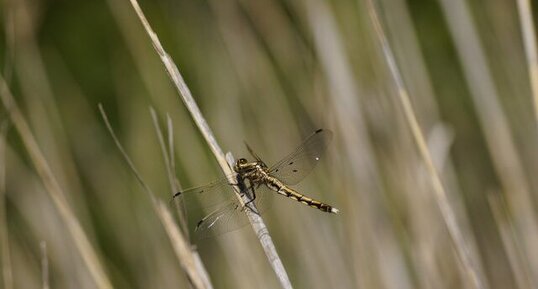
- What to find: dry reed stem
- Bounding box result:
[2,0,15,84]
[516,0,538,127]
[0,76,114,289]
[306,0,405,287]
[381,1,484,286]
[150,108,212,287]
[150,109,189,237]
[488,194,533,289]
[155,201,213,289]
[125,1,293,288]
[437,0,538,285]
[205,2,297,286]
[365,1,486,288]
[40,241,49,289]
[0,121,13,289]
[16,0,94,243]
[99,105,212,289]
[224,152,292,289]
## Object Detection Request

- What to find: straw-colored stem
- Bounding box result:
[437,0,538,285]
[0,76,113,289]
[305,0,399,287]
[365,1,486,288]
[155,200,213,289]
[150,109,189,237]
[224,152,292,289]
[99,105,212,289]
[2,0,15,84]
[125,1,293,288]
[150,108,212,286]
[516,0,538,127]
[150,108,178,196]
[0,121,13,289]
[40,241,50,289]
[489,194,533,289]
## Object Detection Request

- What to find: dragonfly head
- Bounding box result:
[234,158,267,173]
[234,158,251,172]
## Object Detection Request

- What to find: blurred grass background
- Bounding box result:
[1,0,538,288]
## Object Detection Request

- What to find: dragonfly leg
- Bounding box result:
[244,184,256,205]
[243,180,259,211]
[236,184,249,199]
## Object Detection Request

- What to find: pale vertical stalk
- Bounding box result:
[380,1,483,287]
[149,108,212,288]
[15,0,86,200]
[365,1,486,288]
[205,2,296,287]
[223,153,291,289]
[437,0,538,285]
[2,0,15,84]
[516,0,538,126]
[166,114,190,237]
[40,241,50,289]
[155,201,213,289]
[125,1,293,288]
[150,109,188,237]
[0,76,113,289]
[0,122,13,289]
[416,125,458,289]
[306,0,407,287]
[125,0,227,170]
[489,195,533,289]
[99,105,213,289]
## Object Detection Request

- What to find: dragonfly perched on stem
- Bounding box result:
[174,129,339,239]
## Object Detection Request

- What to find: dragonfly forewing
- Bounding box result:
[174,178,237,211]
[269,129,333,185]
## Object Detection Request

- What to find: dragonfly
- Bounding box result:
[173,129,339,239]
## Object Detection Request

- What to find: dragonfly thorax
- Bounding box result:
[234,158,269,183]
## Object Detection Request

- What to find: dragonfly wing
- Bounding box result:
[194,185,272,239]
[175,177,237,211]
[194,201,250,239]
[269,129,333,185]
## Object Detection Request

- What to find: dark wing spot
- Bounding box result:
[196,219,204,229]
[315,128,323,133]
[288,161,294,165]
[275,169,279,172]
[174,192,181,197]
[293,169,298,173]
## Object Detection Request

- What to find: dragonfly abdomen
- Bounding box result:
[264,177,339,214]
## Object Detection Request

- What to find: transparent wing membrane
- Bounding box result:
[175,178,236,211]
[269,129,333,185]
[194,202,250,240]
[192,185,273,239]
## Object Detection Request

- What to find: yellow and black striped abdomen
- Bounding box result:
[264,177,339,214]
